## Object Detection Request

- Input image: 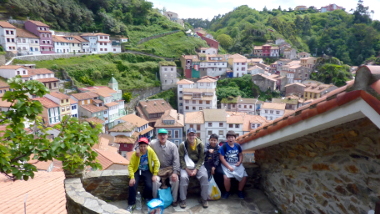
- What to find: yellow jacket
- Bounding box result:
[128,146,160,179]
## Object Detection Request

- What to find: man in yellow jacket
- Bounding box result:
[127,137,160,212]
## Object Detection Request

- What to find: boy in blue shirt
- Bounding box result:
[219,130,248,199]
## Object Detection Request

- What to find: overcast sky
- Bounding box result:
[148,0,379,21]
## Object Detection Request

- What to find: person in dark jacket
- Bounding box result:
[204,133,225,193]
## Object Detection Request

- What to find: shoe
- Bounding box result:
[238,191,245,199]
[172,201,178,207]
[201,199,208,208]
[126,204,135,212]
[222,192,230,199]
[179,200,186,209]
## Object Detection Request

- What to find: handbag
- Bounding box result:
[207,175,221,200]
[158,187,173,208]
[182,142,195,169]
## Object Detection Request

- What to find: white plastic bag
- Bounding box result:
[207,176,221,200]
[184,154,195,169]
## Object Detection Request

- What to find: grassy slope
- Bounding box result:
[13,53,162,91]
[137,32,208,58]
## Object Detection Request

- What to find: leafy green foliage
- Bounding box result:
[136,32,207,58]
[122,92,132,103]
[13,53,162,90]
[216,34,233,49]
[311,56,352,87]
[0,77,102,180]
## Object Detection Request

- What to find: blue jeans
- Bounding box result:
[128,169,153,205]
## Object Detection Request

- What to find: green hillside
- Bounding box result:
[13,53,162,91]
[185,2,380,65]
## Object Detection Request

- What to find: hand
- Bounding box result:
[186,168,193,176]
[129,178,136,186]
[235,162,241,167]
[228,166,234,172]
[152,175,158,182]
[208,149,214,153]
[171,173,178,182]
[211,167,215,175]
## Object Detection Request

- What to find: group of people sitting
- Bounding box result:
[127,128,248,212]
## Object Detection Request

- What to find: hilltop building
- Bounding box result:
[0,21,17,52]
[159,61,178,90]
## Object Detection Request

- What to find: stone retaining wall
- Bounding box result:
[64,163,260,213]
[255,118,380,214]
[14,53,92,62]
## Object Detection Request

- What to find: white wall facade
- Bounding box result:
[233,62,248,77]
[0,27,16,51]
[260,108,285,121]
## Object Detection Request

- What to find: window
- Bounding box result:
[175,130,179,138]
[82,101,85,105]
[61,107,65,112]
[238,105,241,108]
[276,111,280,114]
[192,100,196,104]
[185,106,189,110]
[206,101,210,104]
[185,100,189,104]
[197,125,200,130]
[208,123,212,127]
[192,106,196,110]
[199,101,203,104]
[219,123,223,127]
[208,130,212,135]
[190,124,194,128]
[235,124,240,128]
[249,105,252,109]
[244,105,247,108]
[179,97,182,100]
[168,131,172,138]
[199,107,203,110]
[270,110,273,114]
[66,106,70,111]
[219,130,223,135]
[105,48,107,51]
[72,105,77,110]
[229,124,233,128]
[265,110,268,113]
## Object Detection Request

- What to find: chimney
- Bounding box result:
[177,114,180,120]
[162,102,165,105]
[144,105,147,108]
[154,102,156,106]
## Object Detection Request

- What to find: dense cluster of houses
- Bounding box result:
[294,3,344,12]
[0,20,127,55]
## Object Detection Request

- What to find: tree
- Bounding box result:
[216,34,233,48]
[122,91,132,103]
[353,0,371,24]
[216,86,242,101]
[0,77,102,181]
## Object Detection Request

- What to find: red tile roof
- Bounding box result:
[0,171,66,214]
[36,77,59,83]
[16,28,38,38]
[33,97,59,108]
[137,99,173,114]
[0,21,16,28]
[237,65,380,147]
[71,92,98,100]
[109,122,136,132]
[95,149,129,170]
[27,20,49,27]
[81,104,107,113]
[49,92,70,100]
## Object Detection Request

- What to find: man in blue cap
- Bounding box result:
[150,128,180,207]
[178,128,208,209]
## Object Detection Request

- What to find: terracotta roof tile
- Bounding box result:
[114,135,136,144]
[237,65,380,146]
[72,35,88,43]
[154,109,184,128]
[105,102,119,107]
[177,79,194,84]
[203,109,226,122]
[81,32,110,36]
[0,21,16,28]
[261,102,286,110]
[81,104,107,113]
[49,92,70,100]
[27,20,49,27]
[84,117,105,124]
[0,99,12,107]
[70,98,77,104]
[138,99,173,114]
[109,122,136,132]
[119,114,149,127]
[33,97,59,108]
[0,79,9,88]
[95,149,129,170]
[185,111,204,124]
[140,126,154,135]
[16,28,38,38]
[0,65,25,69]
[0,171,66,214]
[71,92,98,100]
[36,78,59,83]
[197,77,217,83]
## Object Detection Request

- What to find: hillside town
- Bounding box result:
[1,1,380,214]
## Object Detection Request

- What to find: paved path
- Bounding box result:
[110,188,278,214]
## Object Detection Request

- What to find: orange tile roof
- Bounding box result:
[81,32,110,36]
[33,97,59,108]
[49,92,70,100]
[0,21,16,28]
[71,92,98,100]
[0,79,9,88]
[285,82,306,88]
[154,109,184,128]
[52,35,70,43]
[109,122,136,132]
[237,65,380,146]
[29,68,54,75]
[72,35,88,43]
[119,114,149,127]
[95,149,129,170]
[197,77,217,83]
[16,28,38,38]
[243,115,268,132]
[70,98,77,104]
[114,135,137,144]
[105,102,119,107]
[0,171,66,214]
[36,78,59,83]
[138,99,173,114]
[87,87,116,98]
[177,79,194,84]
[0,99,12,107]
[81,104,107,113]
[261,102,286,110]
[227,114,243,124]
[185,111,204,124]
[0,65,25,69]
[27,20,49,27]
[140,126,154,135]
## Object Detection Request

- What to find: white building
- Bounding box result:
[73,36,90,53]
[62,36,82,53]
[70,98,78,118]
[228,54,248,77]
[16,28,41,55]
[260,102,286,121]
[0,21,17,52]
[159,61,178,90]
[199,54,228,77]
[52,35,71,53]
[177,77,218,114]
[80,33,99,53]
[203,109,227,142]
[199,47,217,55]
[184,111,205,141]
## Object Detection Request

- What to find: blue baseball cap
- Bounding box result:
[187,128,196,134]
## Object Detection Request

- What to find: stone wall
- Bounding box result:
[126,87,161,109]
[13,53,92,62]
[0,55,5,66]
[255,118,380,214]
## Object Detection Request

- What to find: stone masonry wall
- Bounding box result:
[255,118,380,214]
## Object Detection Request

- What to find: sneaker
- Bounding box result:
[222,192,230,199]
[172,201,178,207]
[180,200,186,209]
[201,199,208,208]
[126,204,135,212]
[238,191,245,199]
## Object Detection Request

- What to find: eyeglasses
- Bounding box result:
[188,134,196,137]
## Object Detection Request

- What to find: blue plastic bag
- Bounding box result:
[147,198,164,214]
[158,187,173,208]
